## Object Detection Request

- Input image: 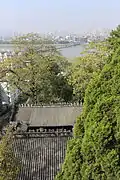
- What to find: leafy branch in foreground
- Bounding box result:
[0,127,20,180]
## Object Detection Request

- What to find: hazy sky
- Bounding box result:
[0,0,120,35]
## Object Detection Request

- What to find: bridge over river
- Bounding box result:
[0,42,84,50]
[0,42,86,59]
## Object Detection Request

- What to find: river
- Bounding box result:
[60,45,85,58]
[0,44,85,59]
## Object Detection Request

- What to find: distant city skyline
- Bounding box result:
[0,0,119,36]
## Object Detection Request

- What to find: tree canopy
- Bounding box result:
[56,26,120,180]
[107,25,120,53]
[68,40,108,102]
[0,33,73,104]
[68,25,120,102]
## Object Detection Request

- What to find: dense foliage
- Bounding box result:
[0,128,20,180]
[68,25,120,102]
[68,41,108,102]
[56,26,120,180]
[0,33,73,104]
[107,25,120,53]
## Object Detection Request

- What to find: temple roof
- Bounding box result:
[16,105,82,126]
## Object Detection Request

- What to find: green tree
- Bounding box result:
[67,25,120,103]
[107,25,120,54]
[56,43,120,179]
[68,40,108,102]
[0,128,20,180]
[0,33,72,104]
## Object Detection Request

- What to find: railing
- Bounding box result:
[14,130,72,180]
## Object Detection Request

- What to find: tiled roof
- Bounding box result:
[16,105,82,126]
